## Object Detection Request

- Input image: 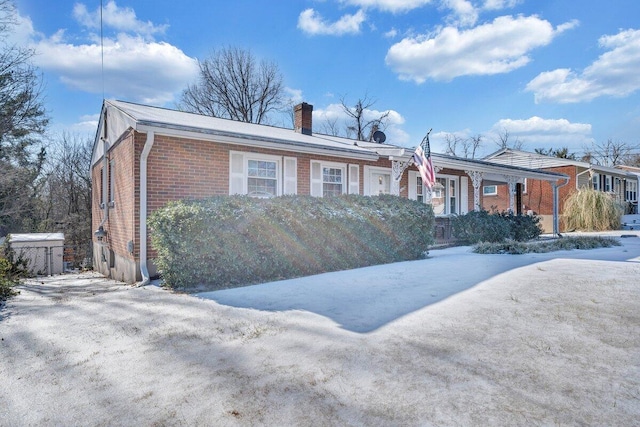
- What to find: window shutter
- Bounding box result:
[283,157,297,195]
[460,176,469,214]
[348,164,360,194]
[310,161,322,197]
[408,171,418,200]
[229,152,245,195]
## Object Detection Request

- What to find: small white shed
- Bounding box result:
[6,233,65,276]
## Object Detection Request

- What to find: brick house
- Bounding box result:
[484,149,638,231]
[91,100,568,283]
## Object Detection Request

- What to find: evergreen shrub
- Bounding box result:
[452,210,542,244]
[0,247,29,301]
[148,194,435,290]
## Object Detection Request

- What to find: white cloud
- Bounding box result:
[73,1,167,38]
[482,0,520,11]
[298,8,366,36]
[17,3,197,105]
[341,0,433,13]
[385,15,571,83]
[70,114,101,132]
[32,33,198,105]
[488,117,593,149]
[526,28,640,103]
[284,87,304,104]
[442,0,478,27]
[384,28,398,38]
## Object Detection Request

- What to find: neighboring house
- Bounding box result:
[91,100,568,283]
[484,149,638,231]
[615,164,640,213]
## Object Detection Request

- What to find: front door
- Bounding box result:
[371,173,391,195]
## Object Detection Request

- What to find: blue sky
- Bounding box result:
[10,0,640,157]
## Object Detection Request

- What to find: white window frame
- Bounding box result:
[605,175,612,192]
[432,174,459,216]
[592,173,600,191]
[108,159,115,207]
[310,160,347,197]
[230,151,297,198]
[626,180,638,202]
[483,185,497,196]
[322,163,346,197]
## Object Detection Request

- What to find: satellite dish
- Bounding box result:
[373,130,386,144]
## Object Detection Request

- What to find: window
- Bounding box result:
[248,159,277,197]
[592,173,600,190]
[322,167,344,197]
[109,159,115,206]
[310,161,347,197]
[626,181,638,202]
[416,176,424,202]
[229,151,297,197]
[483,185,497,195]
[99,166,104,208]
[432,176,459,215]
[605,175,612,192]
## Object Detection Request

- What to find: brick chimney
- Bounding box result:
[294,102,313,135]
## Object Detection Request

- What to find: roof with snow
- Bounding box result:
[93,100,385,166]
[485,148,636,178]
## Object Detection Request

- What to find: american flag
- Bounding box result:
[413,132,436,189]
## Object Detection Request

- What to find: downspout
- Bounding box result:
[138,131,155,286]
[552,176,570,237]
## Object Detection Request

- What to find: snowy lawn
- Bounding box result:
[1,231,639,425]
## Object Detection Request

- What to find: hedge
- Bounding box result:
[148,194,435,290]
[451,210,542,244]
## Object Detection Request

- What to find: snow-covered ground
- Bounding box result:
[1,231,639,425]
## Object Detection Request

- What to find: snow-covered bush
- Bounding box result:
[452,210,542,244]
[473,236,619,254]
[149,194,435,290]
[495,211,542,242]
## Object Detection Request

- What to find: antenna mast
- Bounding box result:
[100,0,104,99]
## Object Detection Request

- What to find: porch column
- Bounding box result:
[503,175,519,212]
[465,170,484,211]
[391,160,406,196]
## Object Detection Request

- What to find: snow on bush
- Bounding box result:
[149,194,435,290]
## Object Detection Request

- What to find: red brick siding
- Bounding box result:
[95,130,409,262]
[92,130,137,261]
[480,165,577,216]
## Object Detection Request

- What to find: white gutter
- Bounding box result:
[138,131,155,286]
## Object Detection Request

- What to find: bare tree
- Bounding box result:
[444,133,462,157]
[179,46,285,124]
[584,139,636,166]
[319,116,341,136]
[466,134,483,159]
[494,128,524,151]
[444,133,482,158]
[36,134,92,262]
[340,95,390,141]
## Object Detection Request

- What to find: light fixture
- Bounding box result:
[94,226,107,242]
